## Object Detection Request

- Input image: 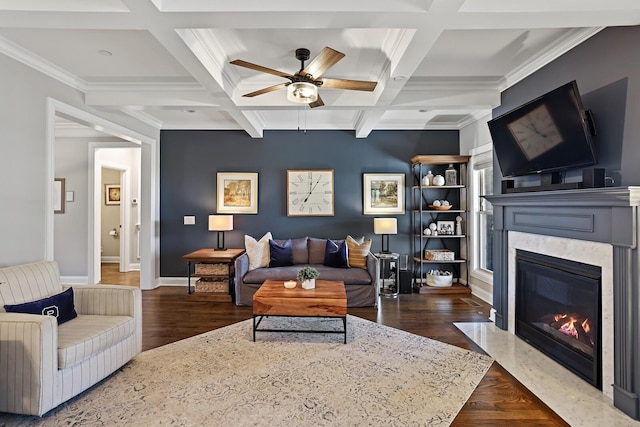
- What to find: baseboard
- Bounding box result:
[129,263,140,271]
[468,284,492,305]
[61,276,89,285]
[158,277,189,287]
[101,256,119,263]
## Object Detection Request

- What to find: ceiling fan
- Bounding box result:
[230,47,377,108]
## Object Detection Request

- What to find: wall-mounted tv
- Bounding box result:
[488,80,596,178]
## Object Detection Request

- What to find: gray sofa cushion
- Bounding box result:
[308,238,327,264]
[242,264,372,286]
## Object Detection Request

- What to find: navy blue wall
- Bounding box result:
[492,26,640,190]
[160,129,459,277]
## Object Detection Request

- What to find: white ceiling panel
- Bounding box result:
[0,1,636,137]
[0,29,192,80]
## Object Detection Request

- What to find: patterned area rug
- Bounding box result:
[1,316,493,426]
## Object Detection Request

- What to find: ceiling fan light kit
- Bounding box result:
[230,46,377,108]
[287,82,318,104]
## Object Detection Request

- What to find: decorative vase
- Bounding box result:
[445,164,457,186]
[433,174,445,186]
[301,279,316,289]
[425,170,434,186]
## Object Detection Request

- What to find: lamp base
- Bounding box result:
[215,231,227,252]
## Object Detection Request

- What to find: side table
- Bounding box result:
[374,252,400,298]
[182,248,245,301]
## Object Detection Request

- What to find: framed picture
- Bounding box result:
[217,172,258,214]
[363,173,405,215]
[54,178,65,214]
[437,220,455,236]
[286,169,334,216]
[105,184,121,205]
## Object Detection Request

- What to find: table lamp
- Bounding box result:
[208,215,233,251]
[374,217,397,254]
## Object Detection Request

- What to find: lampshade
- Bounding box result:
[287,82,318,104]
[374,218,397,235]
[208,215,233,231]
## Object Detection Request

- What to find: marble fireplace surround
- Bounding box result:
[487,187,640,420]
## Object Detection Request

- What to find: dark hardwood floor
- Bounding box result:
[101,264,569,426]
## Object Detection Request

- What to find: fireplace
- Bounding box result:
[515,250,602,388]
[486,187,640,420]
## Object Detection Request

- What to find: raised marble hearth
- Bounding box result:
[486,187,640,420]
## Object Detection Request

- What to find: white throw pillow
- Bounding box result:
[244,232,273,271]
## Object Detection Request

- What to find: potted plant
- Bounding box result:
[297,266,319,289]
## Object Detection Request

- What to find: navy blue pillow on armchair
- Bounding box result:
[324,239,349,268]
[269,239,295,267]
[4,287,77,325]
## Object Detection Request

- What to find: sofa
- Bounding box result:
[0,261,142,416]
[235,235,378,307]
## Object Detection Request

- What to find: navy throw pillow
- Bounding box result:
[4,287,77,325]
[269,239,294,267]
[324,239,349,268]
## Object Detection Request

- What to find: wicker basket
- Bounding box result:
[424,249,455,261]
[195,263,228,275]
[195,278,228,293]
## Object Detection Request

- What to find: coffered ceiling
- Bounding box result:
[1,1,639,137]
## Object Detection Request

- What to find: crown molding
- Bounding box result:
[0,35,86,92]
[122,110,163,129]
[502,27,605,89]
[85,80,205,93]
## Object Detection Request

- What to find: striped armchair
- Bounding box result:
[0,261,142,416]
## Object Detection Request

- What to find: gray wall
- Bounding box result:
[0,51,157,270]
[160,129,459,277]
[493,26,640,189]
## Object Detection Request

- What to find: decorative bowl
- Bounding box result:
[428,205,452,210]
[283,280,297,289]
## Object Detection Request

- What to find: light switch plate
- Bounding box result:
[183,215,196,225]
[65,191,74,202]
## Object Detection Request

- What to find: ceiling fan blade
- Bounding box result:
[230,59,294,79]
[242,83,288,97]
[309,95,324,109]
[300,47,345,79]
[319,78,377,91]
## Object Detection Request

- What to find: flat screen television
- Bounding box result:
[488,80,596,178]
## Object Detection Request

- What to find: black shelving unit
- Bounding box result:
[410,155,470,292]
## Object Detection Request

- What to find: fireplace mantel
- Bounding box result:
[486,186,640,419]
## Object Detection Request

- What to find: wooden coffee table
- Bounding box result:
[252,279,347,343]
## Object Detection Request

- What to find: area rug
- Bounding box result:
[0,315,493,426]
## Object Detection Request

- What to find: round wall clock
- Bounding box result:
[286,169,334,216]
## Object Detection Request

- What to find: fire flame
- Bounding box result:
[554,314,593,345]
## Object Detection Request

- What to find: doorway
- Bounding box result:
[46,98,157,290]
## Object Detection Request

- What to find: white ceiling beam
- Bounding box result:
[354,110,386,138]
[228,110,265,138]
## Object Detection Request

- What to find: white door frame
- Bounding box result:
[46,98,158,290]
[99,161,131,274]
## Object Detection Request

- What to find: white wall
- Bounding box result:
[0,52,158,282]
[459,114,494,302]
[459,114,492,155]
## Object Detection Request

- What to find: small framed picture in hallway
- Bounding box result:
[105,184,121,205]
